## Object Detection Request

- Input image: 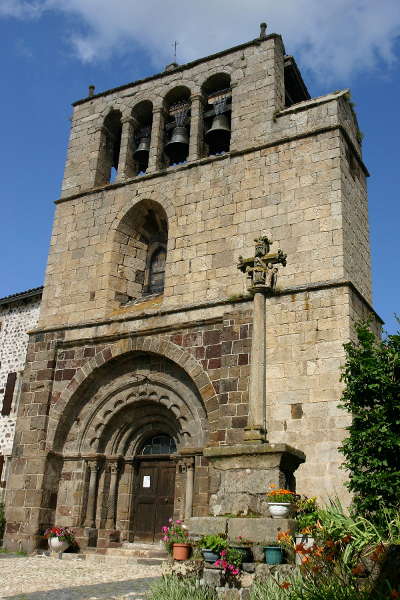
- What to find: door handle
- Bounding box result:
[164,497,168,503]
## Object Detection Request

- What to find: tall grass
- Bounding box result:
[148,575,217,600]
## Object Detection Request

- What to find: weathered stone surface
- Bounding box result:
[228,518,295,544]
[186,516,228,536]
[203,567,224,587]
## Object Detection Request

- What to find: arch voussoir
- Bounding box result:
[48,335,217,451]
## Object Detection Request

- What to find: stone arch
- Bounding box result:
[105,198,171,306]
[47,337,216,452]
[94,108,123,185]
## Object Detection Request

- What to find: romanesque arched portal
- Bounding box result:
[49,351,208,546]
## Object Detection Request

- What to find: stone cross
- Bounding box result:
[237,237,287,443]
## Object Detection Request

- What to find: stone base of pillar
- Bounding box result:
[243,425,267,444]
[204,443,305,517]
[97,528,122,549]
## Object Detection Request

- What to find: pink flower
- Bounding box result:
[168,518,173,523]
[161,526,169,533]
[220,550,227,557]
[175,519,182,524]
[162,536,168,542]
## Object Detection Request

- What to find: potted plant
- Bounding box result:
[161,518,192,560]
[266,486,297,518]
[199,533,228,563]
[263,541,284,565]
[229,536,253,563]
[44,526,75,553]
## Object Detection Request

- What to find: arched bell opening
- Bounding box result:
[131,100,153,175]
[202,73,231,156]
[96,109,123,185]
[163,86,191,167]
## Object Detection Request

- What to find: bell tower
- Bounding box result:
[4,25,379,552]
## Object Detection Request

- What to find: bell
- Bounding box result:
[205,114,231,152]
[133,136,150,163]
[165,126,189,163]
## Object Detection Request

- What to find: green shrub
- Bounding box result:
[148,575,216,600]
[339,321,400,522]
[198,534,228,553]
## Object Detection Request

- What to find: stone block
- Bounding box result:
[203,567,224,587]
[228,518,295,544]
[186,517,228,536]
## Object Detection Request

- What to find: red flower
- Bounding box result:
[279,581,291,589]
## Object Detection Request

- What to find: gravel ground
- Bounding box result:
[0,554,161,600]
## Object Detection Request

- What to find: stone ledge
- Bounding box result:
[186,516,296,543]
[203,443,305,462]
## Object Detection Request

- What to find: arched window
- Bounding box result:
[202,74,231,156]
[146,245,167,295]
[140,435,177,455]
[95,110,122,185]
[112,200,168,305]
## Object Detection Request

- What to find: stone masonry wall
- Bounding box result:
[40,125,359,328]
[0,296,41,457]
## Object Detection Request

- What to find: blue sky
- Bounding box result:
[0,1,399,333]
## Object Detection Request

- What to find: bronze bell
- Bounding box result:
[205,113,231,152]
[133,135,150,163]
[165,126,189,163]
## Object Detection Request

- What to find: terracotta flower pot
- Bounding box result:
[48,537,69,553]
[172,543,191,560]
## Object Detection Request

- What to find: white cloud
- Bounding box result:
[0,0,43,17]
[2,0,400,82]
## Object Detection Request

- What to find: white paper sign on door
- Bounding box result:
[143,475,151,488]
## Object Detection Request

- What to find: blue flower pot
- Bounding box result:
[263,546,283,565]
[201,549,220,563]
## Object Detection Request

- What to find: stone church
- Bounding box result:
[4,25,380,552]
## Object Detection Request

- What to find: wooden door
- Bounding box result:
[133,459,176,542]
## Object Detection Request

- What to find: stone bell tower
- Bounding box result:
[5,24,379,552]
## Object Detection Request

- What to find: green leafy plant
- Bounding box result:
[296,497,319,534]
[148,574,217,600]
[339,321,400,522]
[161,519,191,554]
[199,533,227,553]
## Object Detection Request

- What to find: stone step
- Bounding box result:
[36,550,167,565]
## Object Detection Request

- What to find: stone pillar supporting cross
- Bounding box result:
[237,236,287,444]
[84,459,100,528]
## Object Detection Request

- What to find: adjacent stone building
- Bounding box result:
[0,288,42,501]
[4,26,381,552]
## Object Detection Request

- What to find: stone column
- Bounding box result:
[244,290,267,444]
[184,458,195,520]
[147,107,164,173]
[105,461,119,529]
[116,117,137,181]
[188,94,204,162]
[84,460,99,528]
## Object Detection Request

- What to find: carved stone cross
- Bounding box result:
[237,237,287,444]
[237,236,287,294]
